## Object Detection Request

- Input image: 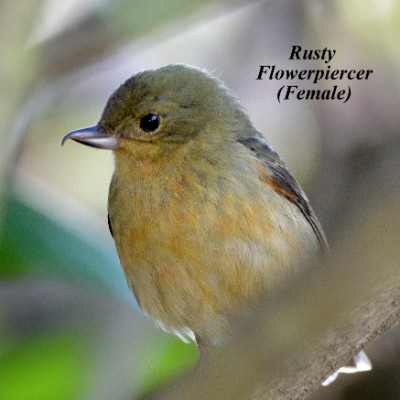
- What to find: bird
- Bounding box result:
[62,65,373,382]
[62,64,327,352]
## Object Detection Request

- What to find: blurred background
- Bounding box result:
[0,0,399,399]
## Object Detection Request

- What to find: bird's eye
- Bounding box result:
[139,113,160,133]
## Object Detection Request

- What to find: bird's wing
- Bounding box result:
[237,135,328,251]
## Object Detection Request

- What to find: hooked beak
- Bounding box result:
[62,126,120,150]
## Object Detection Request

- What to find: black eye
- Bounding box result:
[140,113,160,133]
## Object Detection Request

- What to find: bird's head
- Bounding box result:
[62,64,252,160]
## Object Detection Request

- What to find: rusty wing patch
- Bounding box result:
[238,135,328,251]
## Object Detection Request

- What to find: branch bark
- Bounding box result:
[143,145,400,400]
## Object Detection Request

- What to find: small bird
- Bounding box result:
[63,65,372,381]
[62,64,327,351]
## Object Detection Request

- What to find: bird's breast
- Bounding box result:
[107,152,318,343]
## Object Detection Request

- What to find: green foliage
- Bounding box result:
[108,0,204,38]
[0,193,130,301]
[0,332,92,400]
[137,335,198,396]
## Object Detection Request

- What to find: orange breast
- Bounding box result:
[108,148,318,344]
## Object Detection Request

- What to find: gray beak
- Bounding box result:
[62,126,119,150]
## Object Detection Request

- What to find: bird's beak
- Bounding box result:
[62,126,120,150]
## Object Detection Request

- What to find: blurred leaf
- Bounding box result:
[108,0,210,38]
[0,331,92,400]
[138,335,198,396]
[0,193,131,302]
